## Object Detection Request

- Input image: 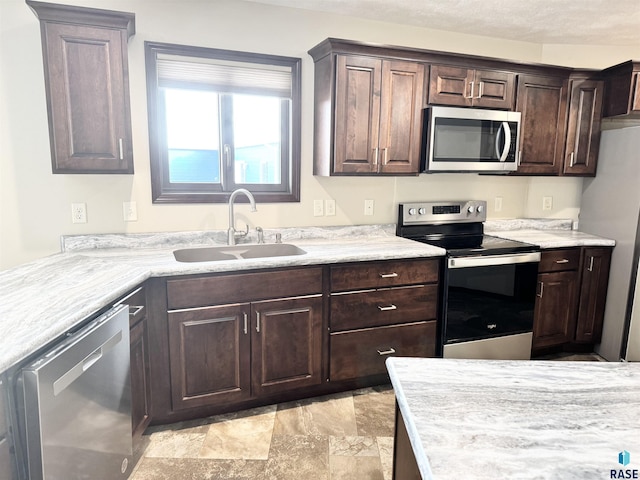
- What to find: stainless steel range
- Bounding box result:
[397,200,540,360]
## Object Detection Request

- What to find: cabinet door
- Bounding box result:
[251,296,323,397]
[575,248,612,343]
[532,271,578,349]
[41,22,133,173]
[130,319,151,440]
[168,304,251,410]
[333,55,382,173]
[378,60,424,174]
[563,79,603,176]
[428,65,474,107]
[515,75,569,175]
[472,69,516,109]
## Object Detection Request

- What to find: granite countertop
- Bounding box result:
[0,225,444,373]
[386,357,640,480]
[0,221,615,373]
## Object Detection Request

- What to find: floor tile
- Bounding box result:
[375,436,395,480]
[143,431,208,459]
[274,391,358,436]
[199,405,276,460]
[353,386,395,437]
[130,457,266,480]
[259,434,329,480]
[329,435,380,457]
[329,455,385,480]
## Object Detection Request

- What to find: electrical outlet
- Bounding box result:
[364,199,374,216]
[494,196,503,212]
[313,199,324,216]
[123,201,137,222]
[542,196,553,211]
[71,203,87,224]
[325,199,336,216]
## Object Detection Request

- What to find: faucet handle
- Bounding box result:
[234,224,249,240]
[256,226,264,244]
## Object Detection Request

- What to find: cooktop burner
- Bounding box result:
[396,200,539,257]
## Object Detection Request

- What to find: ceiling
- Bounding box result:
[247,0,640,46]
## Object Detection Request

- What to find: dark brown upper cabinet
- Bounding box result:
[601,61,640,118]
[428,65,515,110]
[514,74,569,175]
[312,53,424,175]
[563,77,604,176]
[27,1,135,174]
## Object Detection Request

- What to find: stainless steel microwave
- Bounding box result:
[422,106,521,173]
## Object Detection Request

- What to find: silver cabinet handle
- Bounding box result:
[569,151,575,167]
[475,81,484,99]
[118,138,124,160]
[555,259,570,264]
[383,147,388,165]
[465,81,474,99]
[129,305,144,316]
[379,272,398,278]
[377,304,397,311]
[373,147,379,166]
[537,281,544,298]
[377,348,396,356]
[243,312,248,335]
[256,312,261,333]
[588,256,594,272]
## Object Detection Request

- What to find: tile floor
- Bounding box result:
[130,385,395,480]
[130,354,605,480]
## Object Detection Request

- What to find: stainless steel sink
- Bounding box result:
[173,243,306,262]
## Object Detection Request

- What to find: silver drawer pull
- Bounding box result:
[377,304,397,311]
[379,272,398,278]
[555,259,570,264]
[129,305,144,316]
[377,348,396,356]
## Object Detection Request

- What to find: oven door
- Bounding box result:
[442,252,540,358]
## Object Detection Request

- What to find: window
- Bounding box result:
[145,42,301,203]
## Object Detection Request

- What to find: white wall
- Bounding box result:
[1,0,638,270]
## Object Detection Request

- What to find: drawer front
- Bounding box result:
[330,284,438,331]
[330,259,439,292]
[330,321,437,381]
[167,267,323,309]
[539,249,581,273]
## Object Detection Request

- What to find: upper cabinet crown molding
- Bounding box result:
[27,1,136,174]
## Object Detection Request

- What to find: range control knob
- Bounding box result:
[467,206,475,214]
[418,207,427,215]
[408,208,417,215]
[477,205,484,213]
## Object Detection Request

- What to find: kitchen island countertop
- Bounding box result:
[386,357,640,480]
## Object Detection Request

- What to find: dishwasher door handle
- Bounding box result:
[53,330,123,396]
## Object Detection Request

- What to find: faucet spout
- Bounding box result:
[228,188,257,245]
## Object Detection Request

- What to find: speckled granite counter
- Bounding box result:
[386,357,640,480]
[0,225,444,372]
[486,219,616,249]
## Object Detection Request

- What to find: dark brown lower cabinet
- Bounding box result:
[533,247,613,353]
[575,248,612,343]
[168,295,323,411]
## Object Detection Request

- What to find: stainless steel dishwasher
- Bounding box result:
[20,304,132,479]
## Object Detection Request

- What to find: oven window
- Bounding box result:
[444,262,538,343]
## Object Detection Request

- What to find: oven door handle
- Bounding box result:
[448,251,541,268]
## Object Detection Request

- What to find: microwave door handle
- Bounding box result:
[499,122,511,162]
[494,123,503,160]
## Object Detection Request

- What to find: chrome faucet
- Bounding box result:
[228,188,257,245]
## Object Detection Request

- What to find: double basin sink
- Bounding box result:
[174,243,306,262]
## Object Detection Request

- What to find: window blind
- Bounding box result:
[157,53,292,98]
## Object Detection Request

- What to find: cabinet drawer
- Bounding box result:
[330,321,436,381]
[539,249,581,272]
[330,259,439,291]
[167,267,323,309]
[330,284,438,331]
